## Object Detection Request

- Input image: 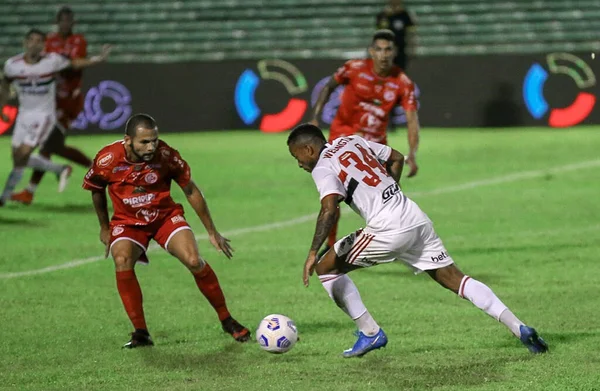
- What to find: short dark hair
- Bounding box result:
[372,29,396,44]
[25,28,46,40]
[287,123,326,147]
[56,6,74,21]
[125,113,157,137]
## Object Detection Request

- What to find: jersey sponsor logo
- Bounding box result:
[358,72,374,81]
[146,164,161,169]
[112,226,125,236]
[145,172,158,184]
[136,208,159,223]
[358,102,386,118]
[171,215,186,224]
[384,90,396,102]
[431,251,450,263]
[385,82,399,89]
[356,83,371,92]
[97,152,114,168]
[122,193,156,208]
[382,183,400,203]
[112,165,129,173]
[160,149,171,158]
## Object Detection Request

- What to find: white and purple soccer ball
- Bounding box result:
[256,314,298,353]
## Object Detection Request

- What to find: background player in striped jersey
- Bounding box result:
[0,28,110,206]
[287,123,548,358]
[12,7,95,205]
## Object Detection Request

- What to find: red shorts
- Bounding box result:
[329,122,387,145]
[56,95,84,129]
[109,210,191,264]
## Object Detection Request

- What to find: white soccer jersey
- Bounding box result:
[312,136,430,233]
[3,52,71,114]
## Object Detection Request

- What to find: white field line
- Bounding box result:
[1,158,598,279]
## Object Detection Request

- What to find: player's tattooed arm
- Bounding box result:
[309,194,341,255]
[386,148,405,184]
[311,76,340,124]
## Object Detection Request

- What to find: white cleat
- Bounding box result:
[58,165,72,193]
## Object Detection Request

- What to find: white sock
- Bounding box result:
[26,182,38,193]
[1,167,25,201]
[319,274,380,336]
[27,155,64,174]
[459,276,524,337]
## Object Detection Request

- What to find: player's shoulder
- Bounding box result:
[69,34,87,44]
[5,53,25,67]
[94,140,125,167]
[390,67,413,84]
[344,59,368,70]
[156,139,178,157]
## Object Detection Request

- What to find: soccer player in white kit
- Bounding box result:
[287,123,548,358]
[0,29,110,206]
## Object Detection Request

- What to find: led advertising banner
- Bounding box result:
[1,53,597,135]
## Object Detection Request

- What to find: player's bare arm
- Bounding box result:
[70,44,111,69]
[91,189,111,257]
[405,109,420,177]
[311,76,340,125]
[303,193,340,286]
[181,180,233,259]
[386,148,405,183]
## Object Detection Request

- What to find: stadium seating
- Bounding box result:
[1,0,599,62]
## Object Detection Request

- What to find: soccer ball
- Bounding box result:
[256,314,298,353]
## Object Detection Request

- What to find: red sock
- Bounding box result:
[327,216,339,247]
[116,270,147,330]
[193,264,231,322]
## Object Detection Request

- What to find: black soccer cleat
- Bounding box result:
[221,317,251,342]
[123,329,154,349]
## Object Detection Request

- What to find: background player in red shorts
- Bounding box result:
[310,29,421,256]
[13,6,94,205]
[83,113,250,348]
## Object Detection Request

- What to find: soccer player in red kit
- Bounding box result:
[83,113,250,348]
[12,6,94,204]
[310,29,420,257]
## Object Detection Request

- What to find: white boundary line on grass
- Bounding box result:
[1,158,599,280]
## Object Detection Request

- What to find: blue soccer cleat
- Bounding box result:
[342,328,388,358]
[519,325,548,354]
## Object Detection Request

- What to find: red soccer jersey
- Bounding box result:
[45,32,87,100]
[331,58,417,143]
[82,140,192,226]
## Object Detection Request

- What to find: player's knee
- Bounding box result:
[113,254,135,271]
[183,254,206,272]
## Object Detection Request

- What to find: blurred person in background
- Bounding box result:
[12,6,95,205]
[376,0,416,70]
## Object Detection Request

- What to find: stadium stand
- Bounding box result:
[1,0,599,62]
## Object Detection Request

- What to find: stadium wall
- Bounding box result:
[0,53,598,136]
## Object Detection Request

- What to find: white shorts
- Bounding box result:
[333,222,454,273]
[11,111,55,148]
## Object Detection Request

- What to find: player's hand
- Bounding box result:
[302,254,318,287]
[405,154,419,178]
[209,232,234,259]
[100,227,111,258]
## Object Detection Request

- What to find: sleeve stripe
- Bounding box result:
[82,179,104,190]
